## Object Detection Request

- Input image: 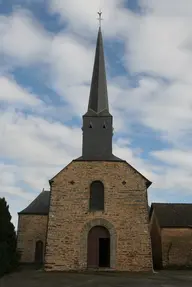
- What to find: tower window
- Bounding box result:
[89,122,93,128]
[89,181,104,211]
[103,123,106,128]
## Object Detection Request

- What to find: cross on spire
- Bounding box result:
[97,10,103,27]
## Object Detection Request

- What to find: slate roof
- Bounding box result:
[84,27,111,116]
[150,203,192,228]
[74,154,125,162]
[18,190,50,215]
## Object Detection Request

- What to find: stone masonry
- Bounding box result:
[161,228,192,268]
[149,212,162,269]
[45,160,152,272]
[17,215,48,263]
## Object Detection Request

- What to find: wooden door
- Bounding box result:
[87,226,110,268]
[35,240,44,264]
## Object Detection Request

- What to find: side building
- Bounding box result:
[17,189,50,263]
[150,203,192,269]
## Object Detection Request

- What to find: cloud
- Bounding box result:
[48,0,133,38]
[122,79,192,141]
[124,15,192,82]
[0,110,81,166]
[0,76,42,105]
[151,149,192,170]
[48,33,94,88]
[0,8,96,89]
[0,9,51,65]
[140,0,192,17]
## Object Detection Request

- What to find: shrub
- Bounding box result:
[0,198,20,277]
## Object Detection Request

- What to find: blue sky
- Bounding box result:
[1,0,192,228]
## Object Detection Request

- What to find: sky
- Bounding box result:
[1,0,192,228]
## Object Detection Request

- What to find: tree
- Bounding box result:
[0,197,20,277]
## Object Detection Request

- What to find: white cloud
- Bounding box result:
[48,33,94,87]
[120,2,192,151]
[140,0,192,17]
[48,0,133,38]
[0,110,81,166]
[151,149,192,170]
[0,76,42,105]
[0,9,50,65]
[125,15,192,82]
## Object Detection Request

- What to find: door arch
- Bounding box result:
[35,240,44,264]
[87,226,110,268]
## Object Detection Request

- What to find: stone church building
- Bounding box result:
[17,27,153,272]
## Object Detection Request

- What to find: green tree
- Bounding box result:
[0,197,20,277]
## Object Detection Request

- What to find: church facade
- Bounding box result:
[17,27,153,272]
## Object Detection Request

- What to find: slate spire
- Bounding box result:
[86,27,110,116]
[78,23,123,161]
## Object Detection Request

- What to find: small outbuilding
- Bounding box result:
[150,203,192,269]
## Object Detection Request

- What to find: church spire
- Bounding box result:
[86,22,110,116]
[80,13,119,161]
[74,12,126,162]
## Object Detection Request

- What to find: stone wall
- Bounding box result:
[149,212,162,269]
[161,228,192,268]
[17,214,48,263]
[45,160,152,272]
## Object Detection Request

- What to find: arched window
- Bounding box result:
[89,181,104,211]
[35,240,44,264]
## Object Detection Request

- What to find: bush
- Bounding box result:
[0,197,20,277]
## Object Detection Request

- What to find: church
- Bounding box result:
[16,26,153,272]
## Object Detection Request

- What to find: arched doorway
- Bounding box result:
[35,240,44,264]
[87,226,110,268]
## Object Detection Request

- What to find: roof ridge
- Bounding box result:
[153,202,192,205]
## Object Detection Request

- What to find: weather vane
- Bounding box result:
[97,10,103,27]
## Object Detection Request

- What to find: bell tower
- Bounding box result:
[82,26,113,160]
